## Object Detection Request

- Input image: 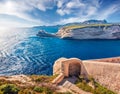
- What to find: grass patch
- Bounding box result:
[33,86,53,94]
[64,24,112,30]
[29,74,58,83]
[59,92,72,94]
[75,76,116,94]
[75,76,94,93]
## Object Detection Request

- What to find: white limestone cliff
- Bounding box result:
[56,24,120,39]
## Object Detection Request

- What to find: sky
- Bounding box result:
[0,0,120,27]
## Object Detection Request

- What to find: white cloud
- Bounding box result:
[86,6,97,16]
[57,1,63,8]
[0,0,53,27]
[0,0,119,27]
[56,0,120,24]
[26,0,54,11]
[0,15,35,28]
[56,8,71,16]
[56,9,65,16]
[0,1,36,22]
[56,0,98,16]
[55,17,89,25]
[66,2,76,8]
[97,4,120,19]
[66,1,85,8]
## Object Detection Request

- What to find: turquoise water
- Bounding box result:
[0,26,120,75]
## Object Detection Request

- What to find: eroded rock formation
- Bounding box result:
[56,24,120,39]
[37,30,56,37]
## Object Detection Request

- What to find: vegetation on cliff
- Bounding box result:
[63,24,112,30]
[0,84,19,94]
[75,76,116,94]
[0,74,116,94]
[0,75,71,94]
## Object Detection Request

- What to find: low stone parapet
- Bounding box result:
[52,73,64,84]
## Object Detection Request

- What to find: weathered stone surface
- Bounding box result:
[0,74,34,86]
[57,76,92,94]
[56,25,120,39]
[62,80,92,94]
[53,57,120,93]
[83,60,120,94]
[53,58,88,77]
[94,56,120,63]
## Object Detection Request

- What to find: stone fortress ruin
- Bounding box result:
[53,58,88,77]
[52,57,120,94]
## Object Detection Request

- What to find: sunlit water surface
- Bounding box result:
[0,27,120,76]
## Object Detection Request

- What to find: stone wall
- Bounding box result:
[94,56,120,63]
[83,60,120,94]
[53,58,67,75]
[53,57,120,93]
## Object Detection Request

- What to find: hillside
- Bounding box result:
[0,74,116,94]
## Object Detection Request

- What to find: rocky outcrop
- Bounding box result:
[56,24,120,39]
[0,74,34,86]
[37,30,56,37]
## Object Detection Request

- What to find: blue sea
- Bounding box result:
[0,26,120,76]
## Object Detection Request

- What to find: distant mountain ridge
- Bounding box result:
[64,19,108,26]
[82,19,107,24]
[33,19,108,28]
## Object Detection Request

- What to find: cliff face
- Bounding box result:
[56,24,120,39]
[37,30,56,37]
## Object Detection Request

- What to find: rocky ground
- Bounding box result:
[0,74,117,94]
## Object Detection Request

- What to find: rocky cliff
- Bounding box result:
[37,30,56,37]
[56,24,120,39]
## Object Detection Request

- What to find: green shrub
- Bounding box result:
[56,92,72,94]
[33,86,54,94]
[19,89,35,94]
[30,74,58,83]
[0,84,19,94]
[76,81,94,92]
[93,82,116,94]
[33,86,44,93]
[44,87,53,94]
